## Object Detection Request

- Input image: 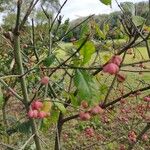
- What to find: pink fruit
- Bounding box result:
[117,73,126,82]
[90,106,104,115]
[79,112,91,121]
[32,110,38,118]
[31,100,43,110]
[63,133,69,140]
[103,63,119,75]
[142,134,148,141]
[85,128,95,137]
[28,110,38,118]
[28,110,34,118]
[38,111,47,118]
[143,96,150,102]
[110,55,122,66]
[40,76,49,85]
[81,101,88,108]
[128,131,137,143]
[120,98,126,105]
[119,145,126,150]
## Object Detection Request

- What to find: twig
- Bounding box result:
[0,78,23,101]
[19,134,35,150]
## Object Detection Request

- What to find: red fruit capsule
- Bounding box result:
[143,96,150,102]
[103,63,119,75]
[38,111,47,118]
[117,73,126,82]
[81,101,88,108]
[142,134,148,141]
[110,55,122,66]
[31,100,43,110]
[28,110,38,118]
[90,106,104,115]
[28,110,34,118]
[40,76,49,85]
[79,112,91,121]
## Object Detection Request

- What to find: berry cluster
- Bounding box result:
[40,76,49,85]
[103,55,122,75]
[84,127,95,137]
[79,101,104,121]
[128,131,137,143]
[28,100,49,119]
[143,96,150,102]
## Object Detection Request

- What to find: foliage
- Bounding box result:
[0,0,150,150]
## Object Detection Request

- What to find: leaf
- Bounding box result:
[54,101,66,114]
[132,16,145,26]
[70,93,79,106]
[41,110,59,131]
[121,2,135,15]
[103,54,111,62]
[7,121,31,135]
[99,0,111,5]
[75,40,95,65]
[95,23,106,40]
[103,24,109,34]
[99,84,108,95]
[17,121,31,134]
[43,54,55,67]
[80,23,89,38]
[74,69,92,100]
[41,100,53,113]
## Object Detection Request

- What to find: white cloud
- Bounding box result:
[60,0,148,20]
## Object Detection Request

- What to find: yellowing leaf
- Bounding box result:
[103,54,111,62]
[41,100,53,113]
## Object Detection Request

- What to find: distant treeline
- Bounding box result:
[58,1,150,41]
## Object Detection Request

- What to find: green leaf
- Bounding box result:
[80,23,89,38]
[43,54,55,67]
[95,23,106,40]
[74,70,101,105]
[74,69,92,100]
[99,84,108,95]
[75,40,95,65]
[70,93,79,106]
[103,24,109,34]
[121,2,135,15]
[99,0,111,5]
[132,16,145,26]
[7,121,31,135]
[41,110,59,131]
[54,102,66,114]
[17,121,31,134]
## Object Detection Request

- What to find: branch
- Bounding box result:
[0,78,23,102]
[19,0,39,30]
[62,84,150,123]
[103,85,150,108]
[49,35,89,77]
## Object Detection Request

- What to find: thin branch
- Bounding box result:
[0,78,23,101]
[103,85,150,108]
[19,0,39,30]
[49,0,68,33]
[56,14,94,42]
[0,142,17,150]
[31,19,39,61]
[19,134,35,150]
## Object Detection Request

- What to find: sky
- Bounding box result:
[60,0,148,20]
